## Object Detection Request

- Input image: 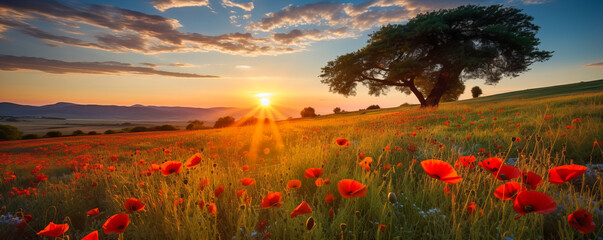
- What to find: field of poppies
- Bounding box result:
[0,89,602,239]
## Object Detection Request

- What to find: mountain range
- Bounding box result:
[0,102,277,121]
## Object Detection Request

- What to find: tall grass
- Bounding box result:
[0,92,601,239]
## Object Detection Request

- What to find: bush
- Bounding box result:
[128,126,149,132]
[22,134,40,139]
[471,86,483,98]
[367,105,380,110]
[186,120,205,130]
[153,125,179,131]
[88,131,99,135]
[72,130,85,136]
[0,124,22,140]
[214,116,235,128]
[104,130,117,134]
[44,131,62,138]
[300,107,317,118]
[333,107,342,114]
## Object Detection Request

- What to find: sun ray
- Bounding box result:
[247,107,266,161]
[265,108,285,152]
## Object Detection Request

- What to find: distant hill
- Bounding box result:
[460,79,603,104]
[0,102,256,121]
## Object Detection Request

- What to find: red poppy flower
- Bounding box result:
[459,155,476,168]
[241,165,249,171]
[241,178,256,186]
[199,178,209,191]
[492,165,520,181]
[287,180,301,189]
[87,208,100,217]
[315,178,324,187]
[208,203,217,214]
[337,179,367,198]
[548,165,587,184]
[215,186,224,198]
[512,191,557,219]
[150,164,160,172]
[160,161,182,176]
[420,160,462,184]
[379,224,387,231]
[103,213,130,234]
[443,184,451,195]
[325,191,335,203]
[124,198,145,213]
[185,153,202,168]
[359,157,373,172]
[255,219,267,231]
[521,171,543,190]
[478,157,503,173]
[236,189,245,198]
[303,168,323,178]
[261,192,282,209]
[567,209,596,234]
[290,201,312,218]
[82,231,99,240]
[494,182,526,200]
[336,138,350,146]
[467,202,477,215]
[37,222,69,237]
[36,174,48,182]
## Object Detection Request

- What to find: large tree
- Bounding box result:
[320,5,552,107]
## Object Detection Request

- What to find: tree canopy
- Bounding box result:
[320,4,552,107]
[471,86,483,98]
[300,107,317,118]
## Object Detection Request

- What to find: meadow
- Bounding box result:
[0,81,601,239]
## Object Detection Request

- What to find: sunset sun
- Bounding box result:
[260,97,270,106]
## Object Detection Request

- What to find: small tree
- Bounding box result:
[367,105,380,110]
[72,130,85,136]
[88,131,98,135]
[104,130,116,134]
[333,107,342,114]
[471,86,483,98]
[186,120,205,130]
[300,107,317,118]
[45,131,62,138]
[0,124,22,140]
[22,134,40,139]
[214,116,235,128]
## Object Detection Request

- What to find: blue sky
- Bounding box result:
[0,0,601,114]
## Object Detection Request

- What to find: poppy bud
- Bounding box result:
[388,192,397,204]
[354,211,360,218]
[306,216,315,230]
[339,223,347,231]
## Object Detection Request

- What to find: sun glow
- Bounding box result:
[260,97,270,106]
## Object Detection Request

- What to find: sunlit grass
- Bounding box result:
[0,92,601,239]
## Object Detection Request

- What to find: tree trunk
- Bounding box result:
[407,79,427,107]
[422,69,461,107]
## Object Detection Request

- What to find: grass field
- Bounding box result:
[0,81,601,239]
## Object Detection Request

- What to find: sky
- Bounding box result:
[0,0,601,115]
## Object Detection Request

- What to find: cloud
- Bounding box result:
[222,0,254,11]
[169,62,196,67]
[583,61,603,68]
[272,27,356,45]
[235,65,251,69]
[0,0,296,55]
[151,0,210,12]
[0,55,219,78]
[247,2,347,32]
[247,0,499,33]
